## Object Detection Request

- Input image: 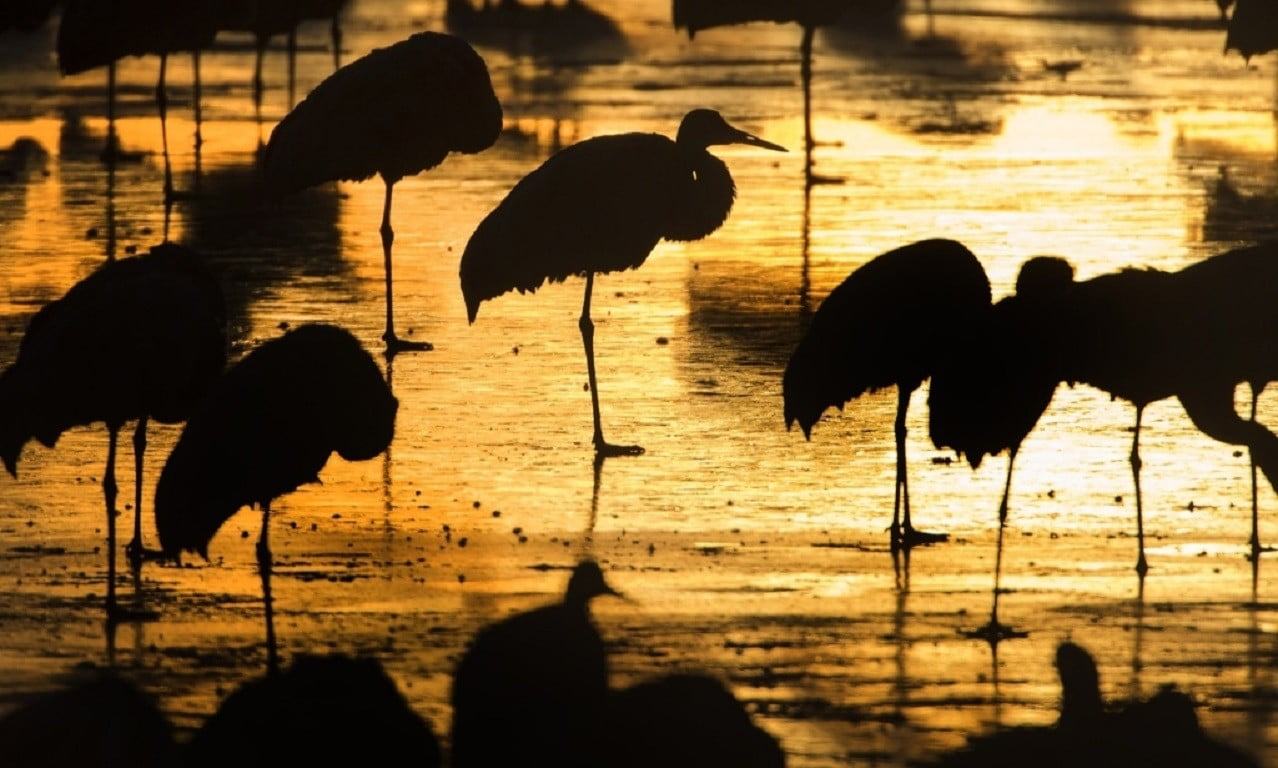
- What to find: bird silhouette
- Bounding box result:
[674,0,851,179]
[57,0,225,199]
[461,108,785,457]
[600,674,786,768]
[1225,0,1278,61]
[0,668,177,768]
[154,323,397,673]
[445,0,629,61]
[928,641,1259,767]
[0,0,57,32]
[185,654,440,768]
[783,238,992,549]
[263,31,503,355]
[450,560,621,768]
[0,243,226,618]
[928,255,1070,641]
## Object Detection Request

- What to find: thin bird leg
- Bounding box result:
[1249,384,1273,559]
[1131,405,1148,578]
[579,272,643,457]
[286,27,297,109]
[258,501,280,676]
[965,448,1028,646]
[800,24,814,161]
[158,52,173,203]
[380,181,432,354]
[893,386,946,549]
[104,425,120,619]
[102,61,118,165]
[331,14,343,70]
[192,49,203,152]
[125,417,161,565]
[253,37,266,129]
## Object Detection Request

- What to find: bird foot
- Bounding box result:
[962,619,1028,646]
[1247,543,1277,562]
[890,526,949,551]
[124,541,166,568]
[595,441,645,458]
[383,334,434,356]
[106,603,161,624]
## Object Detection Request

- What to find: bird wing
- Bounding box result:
[263,31,502,192]
[459,132,687,322]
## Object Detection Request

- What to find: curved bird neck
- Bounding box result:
[665,144,736,243]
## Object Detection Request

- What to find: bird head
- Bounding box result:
[1015,256,1075,300]
[0,365,32,478]
[1055,641,1102,730]
[564,559,624,608]
[676,109,787,153]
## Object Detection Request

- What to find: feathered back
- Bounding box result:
[57,0,224,75]
[673,0,852,36]
[186,654,440,768]
[155,324,396,558]
[460,130,730,322]
[263,31,502,191]
[0,243,226,476]
[783,238,991,438]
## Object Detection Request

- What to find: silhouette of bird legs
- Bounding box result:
[890,387,947,550]
[102,424,159,624]
[257,501,281,676]
[124,417,165,568]
[380,182,433,357]
[581,271,643,457]
[1247,384,1276,561]
[963,447,1028,647]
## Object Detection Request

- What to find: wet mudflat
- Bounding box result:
[2,0,1278,765]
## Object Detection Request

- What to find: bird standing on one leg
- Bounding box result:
[783,238,991,550]
[460,108,785,457]
[0,243,226,618]
[263,31,503,356]
[154,323,397,674]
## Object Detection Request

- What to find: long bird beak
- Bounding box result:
[729,126,787,152]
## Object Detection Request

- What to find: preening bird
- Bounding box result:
[154,323,397,673]
[263,31,503,355]
[0,243,226,618]
[450,560,621,768]
[928,641,1259,768]
[783,238,991,549]
[57,0,225,196]
[600,674,786,768]
[185,654,440,768]
[928,255,1070,640]
[461,108,786,457]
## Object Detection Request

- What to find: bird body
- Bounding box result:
[155,323,396,558]
[1225,0,1278,61]
[263,31,501,352]
[56,0,223,76]
[460,109,784,455]
[450,561,619,768]
[783,237,991,547]
[672,0,853,38]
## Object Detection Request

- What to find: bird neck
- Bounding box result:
[664,148,736,243]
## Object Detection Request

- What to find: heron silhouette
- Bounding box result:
[0,243,226,619]
[57,0,224,199]
[461,108,785,457]
[154,323,397,674]
[185,654,440,768]
[450,560,621,768]
[783,238,991,549]
[929,641,1259,767]
[263,31,503,356]
[928,256,1070,642]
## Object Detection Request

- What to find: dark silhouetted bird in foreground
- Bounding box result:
[929,255,1070,641]
[450,560,621,768]
[461,108,786,457]
[264,31,503,355]
[600,673,786,768]
[783,238,991,550]
[185,654,440,768]
[0,243,226,618]
[155,323,397,673]
[1225,0,1278,61]
[928,641,1258,767]
[0,668,176,768]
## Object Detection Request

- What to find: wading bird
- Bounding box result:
[57,0,224,199]
[928,256,1070,640]
[155,324,397,673]
[263,31,502,355]
[450,560,621,768]
[461,108,785,457]
[1225,0,1278,61]
[0,243,226,618]
[783,238,991,549]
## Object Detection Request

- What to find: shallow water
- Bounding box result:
[2,0,1278,764]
